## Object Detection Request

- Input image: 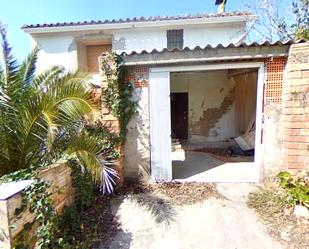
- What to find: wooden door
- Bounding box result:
[170,92,188,139]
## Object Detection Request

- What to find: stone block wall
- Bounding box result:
[0,162,73,249]
[281,42,309,171]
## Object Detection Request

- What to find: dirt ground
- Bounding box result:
[98,182,285,249]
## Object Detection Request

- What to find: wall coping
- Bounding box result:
[0,180,34,201]
[0,160,67,201]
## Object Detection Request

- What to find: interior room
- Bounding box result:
[170,69,258,181]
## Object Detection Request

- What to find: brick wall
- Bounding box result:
[127,65,149,88]
[0,162,73,249]
[281,42,309,171]
[261,57,287,177]
[264,57,287,106]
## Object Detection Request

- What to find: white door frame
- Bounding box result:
[149,62,265,182]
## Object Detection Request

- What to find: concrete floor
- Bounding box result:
[103,184,284,249]
[172,151,257,183]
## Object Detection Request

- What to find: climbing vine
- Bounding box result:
[0,159,97,249]
[99,52,137,139]
[0,166,60,249]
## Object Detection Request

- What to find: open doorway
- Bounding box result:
[170,69,258,181]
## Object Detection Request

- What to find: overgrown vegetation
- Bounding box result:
[248,171,309,249]
[99,52,137,140]
[0,159,112,249]
[0,24,137,248]
[277,171,309,208]
[0,23,117,191]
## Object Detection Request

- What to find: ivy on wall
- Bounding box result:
[99,53,137,140]
[0,160,96,249]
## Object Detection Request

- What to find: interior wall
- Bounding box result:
[232,71,257,134]
[170,70,237,142]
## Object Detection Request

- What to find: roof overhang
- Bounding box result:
[22,15,250,34]
[122,43,293,66]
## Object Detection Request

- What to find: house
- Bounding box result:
[22,12,309,183]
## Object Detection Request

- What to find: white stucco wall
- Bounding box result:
[113,29,167,54]
[31,34,78,73]
[28,21,245,73]
[184,23,244,48]
[170,70,237,142]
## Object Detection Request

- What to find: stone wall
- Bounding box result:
[281,42,309,171]
[0,162,73,249]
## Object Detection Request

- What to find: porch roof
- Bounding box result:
[122,40,304,66]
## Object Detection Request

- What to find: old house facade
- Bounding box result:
[23,12,309,183]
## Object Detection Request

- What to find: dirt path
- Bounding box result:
[101,183,284,249]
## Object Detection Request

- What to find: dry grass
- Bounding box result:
[247,184,309,249]
[115,181,224,205]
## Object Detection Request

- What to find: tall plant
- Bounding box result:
[0,24,116,192]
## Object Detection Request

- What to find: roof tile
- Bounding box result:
[22,11,251,29]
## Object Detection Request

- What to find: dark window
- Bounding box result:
[167,29,183,50]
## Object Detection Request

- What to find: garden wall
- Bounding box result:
[281,42,309,171]
[0,162,73,249]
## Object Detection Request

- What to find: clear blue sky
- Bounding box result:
[0,0,290,60]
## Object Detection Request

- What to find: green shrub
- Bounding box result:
[277,171,309,208]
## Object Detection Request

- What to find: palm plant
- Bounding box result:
[0,24,117,192]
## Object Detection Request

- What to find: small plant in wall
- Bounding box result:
[277,171,309,208]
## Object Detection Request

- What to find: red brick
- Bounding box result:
[284,135,309,143]
[297,155,309,162]
[284,142,298,149]
[283,100,303,108]
[282,121,309,129]
[282,128,300,136]
[283,155,298,163]
[302,70,309,78]
[300,129,309,136]
[288,71,303,79]
[287,162,306,169]
[284,148,309,156]
[297,143,309,150]
[298,115,309,122]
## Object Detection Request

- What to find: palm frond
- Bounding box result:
[17,46,39,87]
[0,23,19,91]
[66,135,118,193]
[32,66,64,90]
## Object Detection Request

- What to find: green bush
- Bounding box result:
[277,171,309,208]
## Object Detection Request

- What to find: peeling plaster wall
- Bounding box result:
[124,87,150,181]
[30,22,245,73]
[113,29,167,54]
[32,34,78,73]
[170,70,238,142]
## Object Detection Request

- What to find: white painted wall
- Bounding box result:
[184,23,244,48]
[113,29,167,54]
[170,70,238,142]
[28,22,245,73]
[31,34,78,73]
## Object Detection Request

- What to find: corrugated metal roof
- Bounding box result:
[122,39,306,56]
[22,11,251,29]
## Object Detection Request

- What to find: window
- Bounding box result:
[167,29,184,50]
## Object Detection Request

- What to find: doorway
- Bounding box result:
[149,62,265,182]
[170,93,188,139]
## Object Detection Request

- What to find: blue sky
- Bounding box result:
[0,0,290,60]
